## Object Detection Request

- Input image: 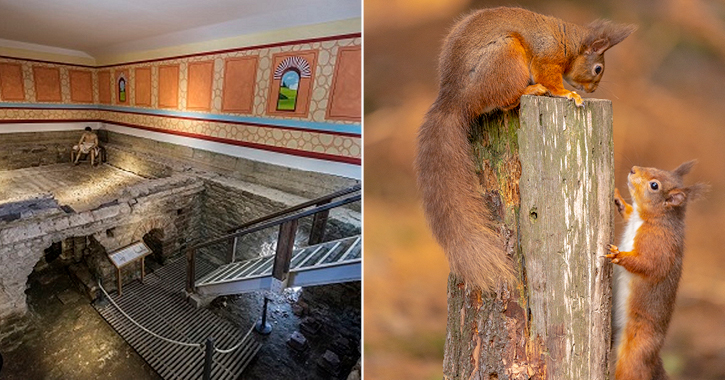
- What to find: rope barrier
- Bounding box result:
[98,281,203,348]
[214,324,255,354]
[98,280,252,353]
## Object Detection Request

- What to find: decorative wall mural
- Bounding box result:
[0,63,25,101]
[33,66,62,102]
[116,71,128,104]
[274,56,311,111]
[274,56,312,79]
[221,56,258,114]
[158,65,179,109]
[134,67,152,106]
[186,61,214,111]
[98,70,111,104]
[119,77,126,102]
[267,51,317,118]
[69,70,93,103]
[277,69,300,111]
[326,46,362,121]
[0,34,361,164]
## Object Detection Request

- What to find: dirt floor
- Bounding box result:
[210,283,361,380]
[0,257,360,380]
[0,261,159,380]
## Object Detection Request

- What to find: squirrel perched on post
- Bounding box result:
[415,7,636,290]
[607,161,706,380]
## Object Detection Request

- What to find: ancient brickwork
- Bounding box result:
[0,173,204,348]
[104,131,358,199]
[0,130,81,170]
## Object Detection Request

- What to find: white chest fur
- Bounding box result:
[619,202,643,252]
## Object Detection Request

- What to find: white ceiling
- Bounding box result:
[0,0,360,57]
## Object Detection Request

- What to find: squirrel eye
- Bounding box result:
[593,64,603,75]
[649,181,659,191]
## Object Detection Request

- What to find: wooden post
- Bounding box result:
[117,267,122,296]
[140,257,145,283]
[186,248,196,294]
[443,96,614,379]
[228,236,239,263]
[308,203,330,245]
[272,220,298,281]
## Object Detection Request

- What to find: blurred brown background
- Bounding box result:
[364,0,725,379]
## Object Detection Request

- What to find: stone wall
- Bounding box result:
[0,130,80,170]
[0,173,204,348]
[1,129,359,201]
[103,130,358,199]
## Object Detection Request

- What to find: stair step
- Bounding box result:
[196,235,361,295]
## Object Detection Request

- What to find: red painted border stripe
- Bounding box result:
[0,33,361,69]
[0,118,361,165]
[0,119,96,124]
[0,56,96,68]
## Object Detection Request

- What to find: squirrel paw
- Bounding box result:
[523,84,549,97]
[567,91,584,107]
[614,189,625,214]
[605,244,621,264]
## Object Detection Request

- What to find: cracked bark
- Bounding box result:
[443,95,614,380]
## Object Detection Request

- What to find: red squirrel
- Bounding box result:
[415,7,636,290]
[607,161,706,380]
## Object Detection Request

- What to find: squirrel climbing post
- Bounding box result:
[443,95,615,379]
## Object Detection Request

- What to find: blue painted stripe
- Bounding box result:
[0,102,361,135]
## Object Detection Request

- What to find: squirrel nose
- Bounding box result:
[630,167,638,174]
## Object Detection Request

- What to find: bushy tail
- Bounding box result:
[415,104,515,291]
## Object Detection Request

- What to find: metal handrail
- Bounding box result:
[186,186,361,293]
[192,193,360,251]
[225,184,361,234]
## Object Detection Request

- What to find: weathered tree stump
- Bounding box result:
[443,95,614,380]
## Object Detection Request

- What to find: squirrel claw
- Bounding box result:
[566,91,584,107]
[606,244,621,263]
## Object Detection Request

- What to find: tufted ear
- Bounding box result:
[583,20,637,55]
[665,188,687,207]
[686,182,709,202]
[673,160,697,177]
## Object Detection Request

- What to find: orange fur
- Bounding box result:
[415,7,635,290]
[607,161,707,379]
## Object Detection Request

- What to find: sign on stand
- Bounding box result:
[108,241,152,296]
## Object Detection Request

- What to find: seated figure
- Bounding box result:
[72,126,99,166]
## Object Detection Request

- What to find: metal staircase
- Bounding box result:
[186,184,361,296]
[195,235,361,296]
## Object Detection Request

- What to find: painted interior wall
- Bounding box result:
[0,20,361,178]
